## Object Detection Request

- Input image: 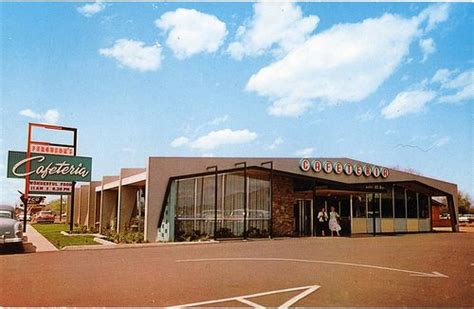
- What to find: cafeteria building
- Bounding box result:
[70,157,460,242]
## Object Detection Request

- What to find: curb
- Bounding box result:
[93,237,117,246]
[61,239,220,251]
[60,231,104,238]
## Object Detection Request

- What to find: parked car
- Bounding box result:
[0,205,23,244]
[36,210,55,224]
[458,216,470,224]
[16,212,31,222]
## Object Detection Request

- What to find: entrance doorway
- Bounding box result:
[367,193,381,234]
[314,193,351,235]
[294,199,314,236]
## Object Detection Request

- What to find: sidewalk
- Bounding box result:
[25,224,58,252]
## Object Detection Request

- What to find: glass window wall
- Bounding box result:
[352,194,367,218]
[367,193,380,218]
[394,186,406,218]
[406,190,418,218]
[171,170,271,240]
[381,188,393,218]
[418,194,430,219]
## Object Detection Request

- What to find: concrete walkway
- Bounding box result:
[25,224,58,252]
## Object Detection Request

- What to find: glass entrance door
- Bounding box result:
[294,199,313,236]
[367,193,381,234]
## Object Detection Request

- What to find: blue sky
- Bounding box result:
[0,2,473,204]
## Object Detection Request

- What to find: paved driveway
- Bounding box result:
[1,232,473,307]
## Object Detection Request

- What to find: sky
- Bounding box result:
[0,2,473,204]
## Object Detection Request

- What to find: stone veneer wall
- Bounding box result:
[272,175,296,236]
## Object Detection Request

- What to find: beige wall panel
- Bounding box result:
[101,190,118,230]
[352,218,367,234]
[407,219,419,232]
[79,185,89,226]
[381,219,394,233]
[73,187,80,225]
[87,181,101,228]
[118,186,137,232]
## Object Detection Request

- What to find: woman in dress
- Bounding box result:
[329,206,342,237]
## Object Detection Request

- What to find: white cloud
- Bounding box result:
[172,129,257,151]
[170,136,190,148]
[227,2,319,60]
[267,97,312,117]
[355,110,375,122]
[77,1,105,17]
[265,137,284,150]
[208,115,229,126]
[294,147,314,157]
[431,68,454,84]
[419,38,435,62]
[381,90,436,119]
[417,3,450,33]
[194,115,230,134]
[432,136,450,148]
[19,109,60,124]
[246,14,420,117]
[155,8,227,59]
[99,39,162,72]
[435,68,474,104]
[440,69,473,89]
[245,4,450,117]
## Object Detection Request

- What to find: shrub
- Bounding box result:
[215,227,234,238]
[176,230,209,242]
[247,227,269,238]
[70,225,93,234]
[101,227,145,244]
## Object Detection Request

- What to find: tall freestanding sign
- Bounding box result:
[6,123,92,232]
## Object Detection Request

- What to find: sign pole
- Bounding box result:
[69,128,78,232]
[70,182,75,231]
[23,123,32,232]
[59,194,63,223]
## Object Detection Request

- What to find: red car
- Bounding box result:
[36,211,55,224]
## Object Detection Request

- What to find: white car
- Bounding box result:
[0,205,23,245]
[458,216,470,224]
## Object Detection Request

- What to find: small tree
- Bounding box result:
[458,191,472,214]
[45,198,63,215]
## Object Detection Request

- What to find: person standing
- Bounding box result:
[317,207,328,236]
[329,206,342,237]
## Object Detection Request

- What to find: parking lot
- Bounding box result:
[1,231,473,307]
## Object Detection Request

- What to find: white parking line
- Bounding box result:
[177,257,449,278]
[167,284,321,308]
[279,285,320,308]
[236,297,265,308]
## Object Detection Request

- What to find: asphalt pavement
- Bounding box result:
[1,231,473,307]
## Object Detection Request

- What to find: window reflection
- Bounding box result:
[172,170,271,240]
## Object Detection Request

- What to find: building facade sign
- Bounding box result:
[299,159,389,178]
[7,151,92,182]
[29,180,73,195]
[30,144,74,156]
